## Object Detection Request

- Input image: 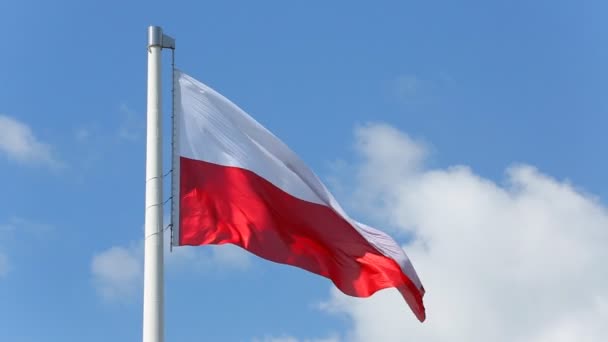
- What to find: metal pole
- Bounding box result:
[143,25,174,342]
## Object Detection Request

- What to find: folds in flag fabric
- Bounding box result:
[171,70,426,321]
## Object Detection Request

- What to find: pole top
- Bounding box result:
[148,26,175,49]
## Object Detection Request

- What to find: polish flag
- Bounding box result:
[171,70,426,321]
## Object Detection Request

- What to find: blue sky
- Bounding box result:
[1,1,608,341]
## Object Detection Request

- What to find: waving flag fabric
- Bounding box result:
[172,70,426,321]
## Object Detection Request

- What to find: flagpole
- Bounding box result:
[144,25,174,342]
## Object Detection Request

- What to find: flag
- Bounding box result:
[171,70,426,321]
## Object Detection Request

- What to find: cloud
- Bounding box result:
[0,217,53,236]
[0,217,53,279]
[0,114,63,168]
[92,229,251,301]
[168,243,251,271]
[392,75,423,101]
[318,123,608,342]
[390,73,454,105]
[117,104,144,142]
[74,127,91,142]
[91,245,142,301]
[253,336,339,342]
[164,220,252,271]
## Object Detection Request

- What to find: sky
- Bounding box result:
[1,1,607,341]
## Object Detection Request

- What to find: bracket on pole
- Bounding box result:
[148,26,175,50]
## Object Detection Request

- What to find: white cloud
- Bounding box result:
[0,217,53,236]
[117,104,143,142]
[211,244,250,268]
[390,74,453,105]
[253,337,300,342]
[253,336,339,342]
[91,245,142,301]
[74,127,91,142]
[92,229,251,301]
[167,244,251,270]
[393,75,422,101]
[164,221,251,271]
[318,123,608,342]
[0,217,53,279]
[0,114,62,167]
